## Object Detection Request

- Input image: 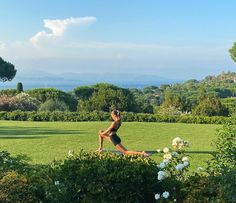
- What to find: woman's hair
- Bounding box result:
[112,109,120,117]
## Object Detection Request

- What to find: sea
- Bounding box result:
[0,80,180,92]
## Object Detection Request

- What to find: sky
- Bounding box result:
[0,0,236,80]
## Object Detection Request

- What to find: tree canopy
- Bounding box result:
[0,57,17,82]
[229,42,236,62]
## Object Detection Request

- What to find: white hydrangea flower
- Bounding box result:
[162,191,170,199]
[155,193,161,200]
[163,147,169,153]
[157,171,169,180]
[163,153,172,160]
[171,151,178,157]
[172,137,190,149]
[183,161,189,167]
[163,159,170,164]
[175,163,185,171]
[172,137,182,147]
[182,156,188,162]
[158,162,166,169]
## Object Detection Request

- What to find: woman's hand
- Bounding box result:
[99,130,105,135]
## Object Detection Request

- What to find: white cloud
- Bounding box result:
[0,41,6,49]
[30,16,97,46]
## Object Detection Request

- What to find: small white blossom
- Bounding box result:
[182,156,188,162]
[175,163,185,171]
[54,181,60,186]
[163,147,169,153]
[155,193,161,200]
[68,150,74,157]
[197,167,204,171]
[183,161,189,166]
[162,191,170,199]
[156,149,161,153]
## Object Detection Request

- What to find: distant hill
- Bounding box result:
[0,70,179,91]
[203,71,236,82]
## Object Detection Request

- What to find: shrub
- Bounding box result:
[0,93,40,111]
[50,151,158,203]
[0,89,17,96]
[39,99,69,112]
[207,124,236,202]
[1,111,236,124]
[27,88,77,111]
[0,171,36,203]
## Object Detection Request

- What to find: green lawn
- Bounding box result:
[0,121,220,170]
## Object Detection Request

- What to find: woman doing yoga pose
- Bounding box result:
[96,110,149,156]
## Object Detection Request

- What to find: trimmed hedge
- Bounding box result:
[0,110,235,124]
[0,150,158,203]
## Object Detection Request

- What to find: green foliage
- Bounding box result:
[0,150,158,203]
[39,99,69,112]
[0,89,17,96]
[0,57,17,82]
[0,110,236,124]
[16,82,23,93]
[221,97,236,115]
[77,83,136,112]
[183,174,225,203]
[0,171,36,203]
[160,89,191,114]
[192,96,229,116]
[209,124,236,202]
[184,124,236,203]
[27,88,77,111]
[73,86,95,99]
[53,151,158,203]
[229,42,236,62]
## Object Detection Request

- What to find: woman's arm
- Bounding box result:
[100,122,115,135]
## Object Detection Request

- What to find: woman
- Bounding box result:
[96,110,149,156]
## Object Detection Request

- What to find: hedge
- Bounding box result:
[0,110,235,124]
[0,150,158,203]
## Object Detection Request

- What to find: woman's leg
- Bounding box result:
[115,143,149,156]
[96,131,111,152]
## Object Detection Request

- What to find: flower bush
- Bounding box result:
[155,137,190,202]
[0,93,40,111]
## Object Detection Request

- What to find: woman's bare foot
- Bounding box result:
[95,148,103,153]
[142,151,150,157]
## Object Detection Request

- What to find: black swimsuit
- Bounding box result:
[110,122,121,146]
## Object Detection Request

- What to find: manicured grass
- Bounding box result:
[0,121,220,170]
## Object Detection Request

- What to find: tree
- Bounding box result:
[17,82,23,93]
[0,57,17,82]
[229,42,236,62]
[192,96,229,116]
[77,83,136,112]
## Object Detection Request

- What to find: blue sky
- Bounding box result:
[0,0,236,80]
